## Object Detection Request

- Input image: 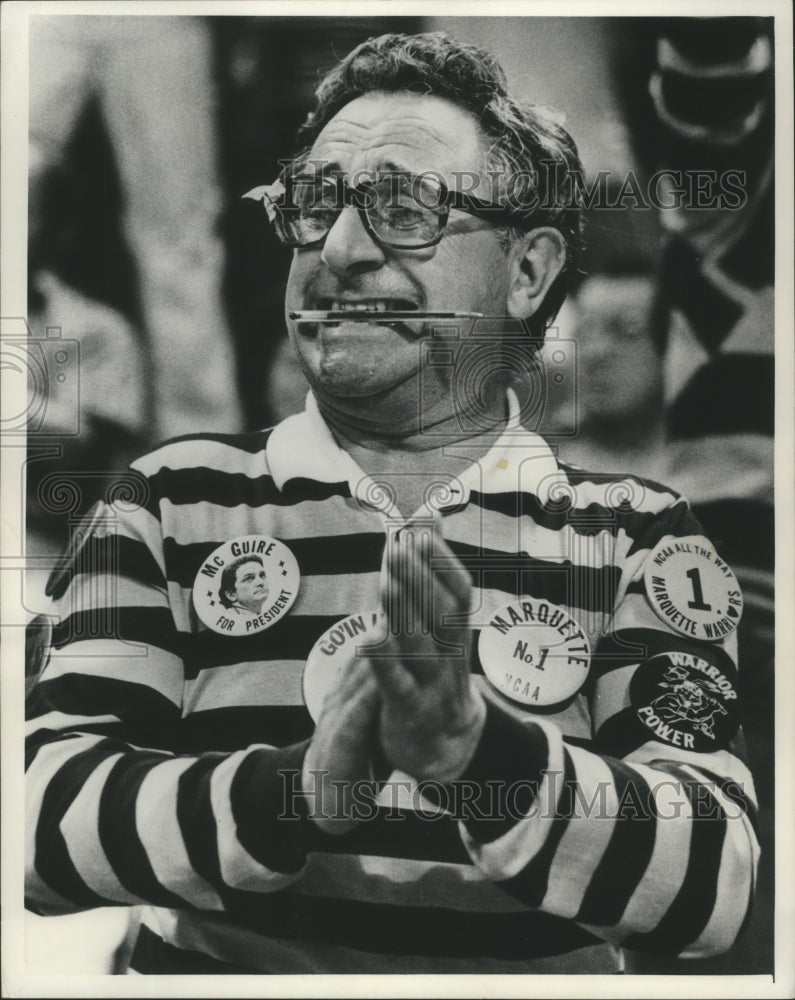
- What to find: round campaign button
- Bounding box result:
[643,534,743,641]
[477,598,590,707]
[303,611,386,722]
[192,534,300,637]
[630,650,740,752]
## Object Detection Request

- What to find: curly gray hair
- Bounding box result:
[294,31,585,337]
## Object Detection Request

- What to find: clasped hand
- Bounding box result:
[302,514,486,833]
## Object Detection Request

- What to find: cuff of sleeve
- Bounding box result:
[230,739,312,874]
[420,699,549,845]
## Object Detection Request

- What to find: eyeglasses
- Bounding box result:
[250,171,513,250]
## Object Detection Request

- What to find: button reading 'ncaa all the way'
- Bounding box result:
[643,535,742,641]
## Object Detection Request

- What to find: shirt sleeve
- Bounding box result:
[437,495,759,959]
[25,487,312,917]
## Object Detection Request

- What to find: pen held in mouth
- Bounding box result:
[288,310,484,322]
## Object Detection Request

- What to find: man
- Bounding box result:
[220,556,271,616]
[26,32,758,975]
[560,261,666,481]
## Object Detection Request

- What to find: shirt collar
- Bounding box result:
[267,391,360,490]
[266,389,564,507]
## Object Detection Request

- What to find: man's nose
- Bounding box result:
[320,206,386,274]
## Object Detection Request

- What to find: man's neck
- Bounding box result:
[315,379,509,453]
[314,384,510,515]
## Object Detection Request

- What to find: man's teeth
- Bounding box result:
[328,301,411,313]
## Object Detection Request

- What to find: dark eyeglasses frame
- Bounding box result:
[266,171,515,250]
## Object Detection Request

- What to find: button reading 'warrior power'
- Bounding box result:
[630,650,740,751]
[192,534,300,636]
[478,598,591,706]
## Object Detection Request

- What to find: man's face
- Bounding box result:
[227,561,269,612]
[675,680,710,713]
[574,275,660,422]
[284,93,516,402]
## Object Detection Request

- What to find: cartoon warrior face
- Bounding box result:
[651,665,728,740]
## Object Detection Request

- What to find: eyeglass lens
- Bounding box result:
[280,174,448,248]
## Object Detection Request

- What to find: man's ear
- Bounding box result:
[506,228,567,321]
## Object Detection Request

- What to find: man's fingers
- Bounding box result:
[387,517,471,608]
[318,657,380,733]
[385,521,468,619]
[387,527,434,636]
[338,654,378,692]
[366,652,418,702]
[429,512,472,611]
[383,522,471,662]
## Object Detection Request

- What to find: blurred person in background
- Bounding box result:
[29,15,241,443]
[25,13,242,975]
[24,271,147,554]
[650,18,775,685]
[606,15,775,975]
[560,260,665,482]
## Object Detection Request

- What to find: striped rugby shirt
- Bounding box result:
[26,391,759,974]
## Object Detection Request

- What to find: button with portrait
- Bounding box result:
[192,534,300,636]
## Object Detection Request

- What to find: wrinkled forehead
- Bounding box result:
[236,560,263,577]
[306,92,489,187]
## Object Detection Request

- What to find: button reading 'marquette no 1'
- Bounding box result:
[478,597,591,706]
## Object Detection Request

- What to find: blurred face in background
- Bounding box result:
[574,275,661,423]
